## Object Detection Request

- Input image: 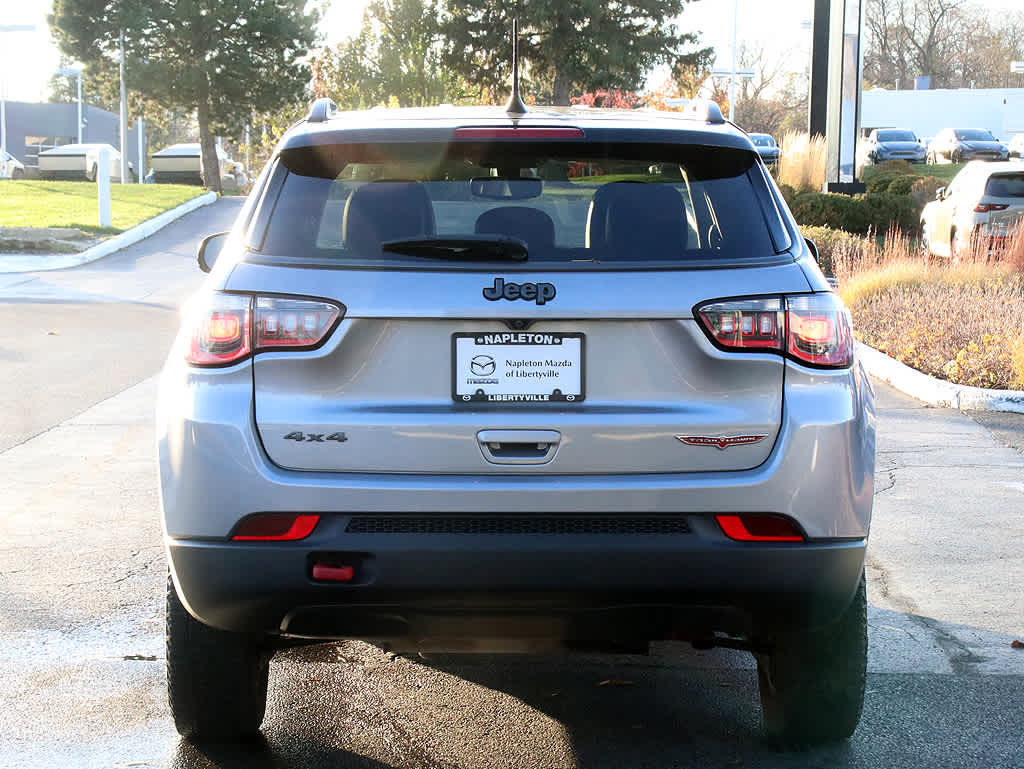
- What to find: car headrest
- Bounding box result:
[474,207,556,252]
[342,181,435,255]
[586,182,688,258]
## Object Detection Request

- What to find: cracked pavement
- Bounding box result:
[0,204,1022,767]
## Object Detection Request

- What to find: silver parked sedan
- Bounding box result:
[158,99,875,746]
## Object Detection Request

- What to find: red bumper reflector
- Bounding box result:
[716,514,804,542]
[232,514,320,541]
[312,564,355,582]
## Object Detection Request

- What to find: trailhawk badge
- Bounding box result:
[675,434,768,450]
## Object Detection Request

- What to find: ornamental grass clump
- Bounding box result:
[837,221,1024,390]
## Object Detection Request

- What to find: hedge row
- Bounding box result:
[778,158,947,236]
[788,191,919,235]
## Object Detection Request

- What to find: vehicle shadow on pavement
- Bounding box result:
[169,735,400,769]
[159,611,1024,769]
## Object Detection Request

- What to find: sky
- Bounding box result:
[1,0,1018,105]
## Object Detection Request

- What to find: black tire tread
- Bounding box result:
[165,574,271,740]
[757,575,867,747]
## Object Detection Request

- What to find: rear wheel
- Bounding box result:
[756,575,867,747]
[12,168,24,180]
[165,573,272,740]
[86,164,98,182]
[951,228,970,261]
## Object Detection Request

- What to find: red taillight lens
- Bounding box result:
[716,514,804,542]
[974,203,1010,213]
[185,293,342,367]
[232,513,320,541]
[254,297,341,349]
[695,294,854,369]
[696,298,784,350]
[786,294,853,367]
[187,294,251,366]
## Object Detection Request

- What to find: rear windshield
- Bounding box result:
[985,174,1024,198]
[750,135,775,147]
[252,141,791,265]
[877,130,916,142]
[955,129,996,142]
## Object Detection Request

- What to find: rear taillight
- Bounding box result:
[974,203,1009,213]
[187,294,251,366]
[695,293,854,369]
[185,293,342,367]
[254,297,341,349]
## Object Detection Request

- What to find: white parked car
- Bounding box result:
[37,143,133,182]
[0,150,26,179]
[151,143,246,190]
[920,161,1024,257]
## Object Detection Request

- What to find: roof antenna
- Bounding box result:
[505,18,528,116]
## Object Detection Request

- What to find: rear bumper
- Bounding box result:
[167,516,866,642]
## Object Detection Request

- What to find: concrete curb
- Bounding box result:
[0,191,218,274]
[858,342,1024,414]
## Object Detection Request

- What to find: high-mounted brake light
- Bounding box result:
[453,127,585,139]
[695,293,853,368]
[185,293,342,367]
[232,513,320,541]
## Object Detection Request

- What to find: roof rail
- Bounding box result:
[307,97,338,123]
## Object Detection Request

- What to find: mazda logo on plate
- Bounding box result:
[470,355,496,376]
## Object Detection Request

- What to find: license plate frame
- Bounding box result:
[451,332,585,404]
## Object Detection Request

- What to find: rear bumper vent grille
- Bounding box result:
[344,515,691,535]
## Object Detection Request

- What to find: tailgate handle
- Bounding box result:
[477,430,561,464]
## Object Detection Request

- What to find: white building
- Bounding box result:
[861,87,1024,142]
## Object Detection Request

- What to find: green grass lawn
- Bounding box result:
[913,162,965,183]
[0,180,207,235]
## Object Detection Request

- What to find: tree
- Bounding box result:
[724,44,808,136]
[441,0,713,106]
[50,0,318,192]
[312,0,474,110]
[863,0,1024,90]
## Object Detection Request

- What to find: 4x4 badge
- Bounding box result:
[676,434,767,450]
[483,277,556,305]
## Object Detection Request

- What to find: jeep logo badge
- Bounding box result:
[483,277,556,306]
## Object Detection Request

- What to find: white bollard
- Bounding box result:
[97,146,112,228]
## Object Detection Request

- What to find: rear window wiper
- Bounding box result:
[380,235,528,261]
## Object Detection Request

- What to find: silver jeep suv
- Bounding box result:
[159,98,875,745]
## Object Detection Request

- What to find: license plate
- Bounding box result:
[452,332,584,403]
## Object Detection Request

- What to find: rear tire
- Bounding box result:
[919,223,931,256]
[12,168,24,180]
[87,164,98,182]
[165,573,271,740]
[756,575,867,747]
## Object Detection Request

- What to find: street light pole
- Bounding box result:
[0,24,37,160]
[729,0,739,122]
[119,28,128,183]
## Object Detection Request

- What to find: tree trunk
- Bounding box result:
[196,92,222,194]
[552,65,571,106]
